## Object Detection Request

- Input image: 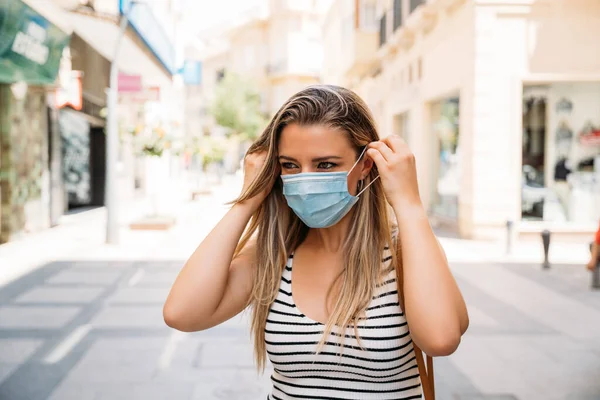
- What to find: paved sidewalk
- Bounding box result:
[0,174,599,399]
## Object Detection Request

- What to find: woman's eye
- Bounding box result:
[318,162,336,170]
[281,162,298,170]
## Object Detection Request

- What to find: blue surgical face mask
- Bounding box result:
[281,147,379,228]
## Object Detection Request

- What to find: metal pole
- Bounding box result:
[505,220,513,255]
[106,4,136,244]
[541,229,551,269]
[590,242,600,289]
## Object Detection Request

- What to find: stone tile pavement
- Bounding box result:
[2,256,599,400]
[0,174,599,399]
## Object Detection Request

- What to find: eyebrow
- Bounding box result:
[279,155,344,162]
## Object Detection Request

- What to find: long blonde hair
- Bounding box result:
[234,85,400,372]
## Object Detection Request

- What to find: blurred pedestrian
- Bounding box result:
[587,221,600,271]
[164,85,468,400]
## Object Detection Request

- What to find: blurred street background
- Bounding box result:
[0,0,599,399]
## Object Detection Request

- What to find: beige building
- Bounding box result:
[226,0,328,115]
[186,1,331,172]
[187,1,329,133]
[324,0,600,240]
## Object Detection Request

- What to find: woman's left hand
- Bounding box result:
[367,136,421,210]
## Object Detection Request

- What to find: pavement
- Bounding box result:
[0,174,599,400]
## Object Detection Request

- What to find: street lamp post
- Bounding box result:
[105,2,138,244]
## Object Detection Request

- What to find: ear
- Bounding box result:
[360,156,374,180]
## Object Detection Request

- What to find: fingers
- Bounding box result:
[381,135,406,153]
[368,141,394,162]
[366,148,387,170]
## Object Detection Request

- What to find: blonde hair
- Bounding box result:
[234,85,399,372]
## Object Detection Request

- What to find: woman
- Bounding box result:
[164,85,469,399]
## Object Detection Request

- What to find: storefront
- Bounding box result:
[0,0,70,243]
[521,83,600,224]
[56,33,110,211]
[352,0,600,239]
[430,97,460,221]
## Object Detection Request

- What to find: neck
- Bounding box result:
[305,211,354,253]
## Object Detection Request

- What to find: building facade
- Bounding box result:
[225,0,328,116]
[0,0,186,243]
[0,0,71,243]
[324,0,600,240]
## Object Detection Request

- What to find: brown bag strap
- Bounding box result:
[413,342,435,400]
[394,252,435,400]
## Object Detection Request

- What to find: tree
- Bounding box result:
[210,71,267,141]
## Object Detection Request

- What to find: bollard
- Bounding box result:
[590,242,600,289]
[541,229,551,269]
[506,220,514,255]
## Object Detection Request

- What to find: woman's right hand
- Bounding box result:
[240,151,271,209]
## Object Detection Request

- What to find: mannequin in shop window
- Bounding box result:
[554,120,574,182]
[587,222,600,271]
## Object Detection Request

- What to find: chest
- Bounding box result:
[265,258,413,376]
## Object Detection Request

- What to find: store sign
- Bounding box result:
[182,60,201,85]
[119,0,176,75]
[0,0,70,84]
[118,72,142,92]
[118,86,160,103]
[12,20,49,64]
[55,71,83,110]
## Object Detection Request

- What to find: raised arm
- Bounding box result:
[367,136,469,357]
[163,153,269,332]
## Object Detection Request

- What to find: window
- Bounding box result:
[408,65,413,84]
[216,68,225,82]
[392,0,402,31]
[417,58,422,80]
[410,0,424,13]
[379,12,387,47]
[360,2,378,31]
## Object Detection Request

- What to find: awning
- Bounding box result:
[64,11,172,87]
[0,0,71,85]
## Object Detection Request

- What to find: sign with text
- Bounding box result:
[0,0,70,84]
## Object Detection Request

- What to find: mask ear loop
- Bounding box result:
[357,175,380,197]
[349,146,380,197]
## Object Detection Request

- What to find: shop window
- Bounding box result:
[522,95,547,220]
[521,83,600,223]
[431,97,460,220]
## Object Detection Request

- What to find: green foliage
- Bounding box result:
[210,72,267,141]
[186,135,227,170]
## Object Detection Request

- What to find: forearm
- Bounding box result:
[164,202,256,325]
[393,201,468,356]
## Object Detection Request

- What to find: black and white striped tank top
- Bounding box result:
[265,250,423,400]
